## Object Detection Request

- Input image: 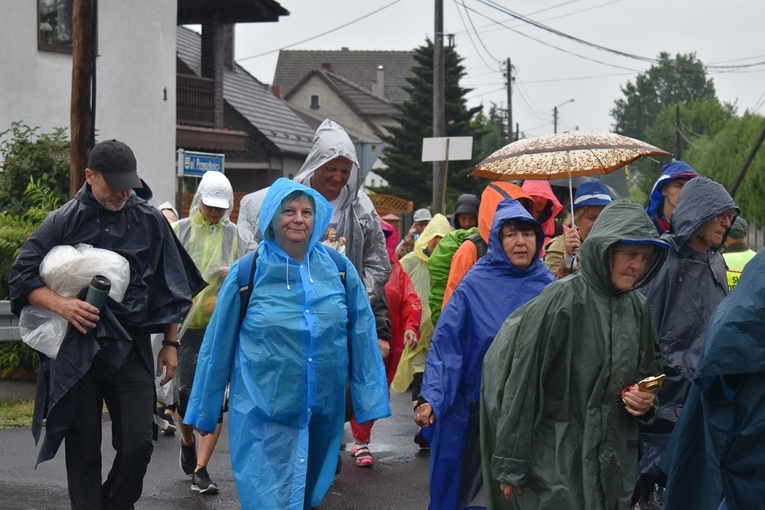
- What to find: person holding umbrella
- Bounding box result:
[544,180,612,278]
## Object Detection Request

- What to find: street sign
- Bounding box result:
[421,136,473,162]
[176,149,225,177]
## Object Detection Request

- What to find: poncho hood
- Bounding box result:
[521,180,563,223]
[258,177,332,261]
[580,200,669,295]
[477,182,534,243]
[667,176,738,250]
[293,119,361,200]
[646,161,699,219]
[484,198,545,270]
[411,213,452,262]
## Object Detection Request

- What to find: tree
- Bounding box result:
[611,52,716,140]
[0,122,70,216]
[375,40,485,209]
[685,113,765,225]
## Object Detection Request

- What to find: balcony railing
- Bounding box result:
[177,74,214,127]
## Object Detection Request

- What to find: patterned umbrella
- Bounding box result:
[470,130,670,233]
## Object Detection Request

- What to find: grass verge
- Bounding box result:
[0,400,34,429]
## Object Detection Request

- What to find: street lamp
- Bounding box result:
[553,98,575,133]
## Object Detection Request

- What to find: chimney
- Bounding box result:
[372,65,385,99]
[321,62,332,72]
[271,86,282,98]
[223,24,235,70]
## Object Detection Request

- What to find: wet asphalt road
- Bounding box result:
[0,390,436,510]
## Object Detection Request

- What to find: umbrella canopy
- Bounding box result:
[471,131,670,181]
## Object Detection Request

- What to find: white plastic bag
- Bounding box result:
[19,244,130,359]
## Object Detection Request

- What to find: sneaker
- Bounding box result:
[162,414,177,436]
[179,439,197,475]
[191,466,219,494]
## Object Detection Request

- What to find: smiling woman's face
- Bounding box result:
[272,196,315,250]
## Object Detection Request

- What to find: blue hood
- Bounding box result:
[646,161,699,219]
[258,177,331,260]
[484,198,545,269]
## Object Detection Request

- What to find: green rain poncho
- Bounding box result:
[391,214,453,393]
[480,200,668,510]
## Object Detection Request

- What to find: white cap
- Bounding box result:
[197,171,233,210]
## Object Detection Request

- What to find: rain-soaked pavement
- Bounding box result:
[0,390,442,509]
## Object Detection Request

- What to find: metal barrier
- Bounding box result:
[0,301,21,343]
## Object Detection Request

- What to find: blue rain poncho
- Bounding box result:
[420,199,555,510]
[645,161,699,234]
[183,178,390,510]
[661,249,765,510]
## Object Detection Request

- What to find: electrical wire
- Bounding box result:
[236,0,403,62]
[453,0,502,71]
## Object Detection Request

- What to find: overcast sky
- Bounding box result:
[231,0,765,139]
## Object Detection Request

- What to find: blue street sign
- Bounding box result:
[178,150,225,177]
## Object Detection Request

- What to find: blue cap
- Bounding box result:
[567,181,612,212]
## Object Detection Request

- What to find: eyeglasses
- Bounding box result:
[716,211,735,223]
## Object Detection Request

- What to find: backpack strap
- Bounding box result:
[238,250,258,325]
[464,231,488,260]
[237,247,347,327]
[487,183,513,199]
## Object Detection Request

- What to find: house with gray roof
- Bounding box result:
[177,26,315,196]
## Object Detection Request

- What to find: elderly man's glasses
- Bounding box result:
[716,211,735,223]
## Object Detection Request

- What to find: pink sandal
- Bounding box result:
[352,445,374,467]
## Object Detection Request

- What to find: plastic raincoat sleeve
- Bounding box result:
[443,240,478,307]
[345,259,393,424]
[183,259,243,434]
[427,227,477,324]
[421,288,472,418]
[236,189,267,257]
[358,198,392,301]
[397,267,422,337]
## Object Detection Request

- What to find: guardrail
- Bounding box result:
[0,301,21,343]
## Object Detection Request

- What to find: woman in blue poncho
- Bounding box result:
[183,178,390,510]
[413,198,556,510]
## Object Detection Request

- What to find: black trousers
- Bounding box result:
[65,345,155,510]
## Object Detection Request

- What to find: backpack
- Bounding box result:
[237,246,347,324]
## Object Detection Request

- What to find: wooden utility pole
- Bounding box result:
[506,58,513,142]
[674,105,682,161]
[70,0,96,197]
[432,0,446,214]
[728,120,765,198]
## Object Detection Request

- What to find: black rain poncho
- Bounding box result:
[634,177,738,501]
[8,182,206,464]
[481,200,668,510]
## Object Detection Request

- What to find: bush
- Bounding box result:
[0,122,69,217]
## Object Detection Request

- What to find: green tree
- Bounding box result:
[685,113,765,225]
[611,52,716,140]
[0,122,70,216]
[375,40,485,208]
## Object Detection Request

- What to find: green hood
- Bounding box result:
[580,200,669,296]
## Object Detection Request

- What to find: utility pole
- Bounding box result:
[674,105,682,161]
[432,0,446,214]
[728,120,765,198]
[70,0,96,197]
[506,58,512,142]
[553,98,574,134]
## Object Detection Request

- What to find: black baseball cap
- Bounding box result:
[87,139,143,190]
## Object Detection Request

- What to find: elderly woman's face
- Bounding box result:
[272,196,314,248]
[501,224,536,270]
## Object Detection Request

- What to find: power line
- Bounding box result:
[452,0,501,71]
[236,0,403,62]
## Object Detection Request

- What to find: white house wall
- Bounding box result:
[0,1,177,206]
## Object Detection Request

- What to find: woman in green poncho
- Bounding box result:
[480,200,668,510]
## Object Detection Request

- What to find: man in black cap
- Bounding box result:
[9,139,205,510]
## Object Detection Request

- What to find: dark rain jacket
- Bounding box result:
[8,182,205,464]
[422,199,555,510]
[481,200,668,510]
[635,177,738,501]
[661,249,765,510]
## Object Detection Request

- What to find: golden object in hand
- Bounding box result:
[637,374,666,393]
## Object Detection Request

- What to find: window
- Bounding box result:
[310,95,320,109]
[38,0,73,52]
